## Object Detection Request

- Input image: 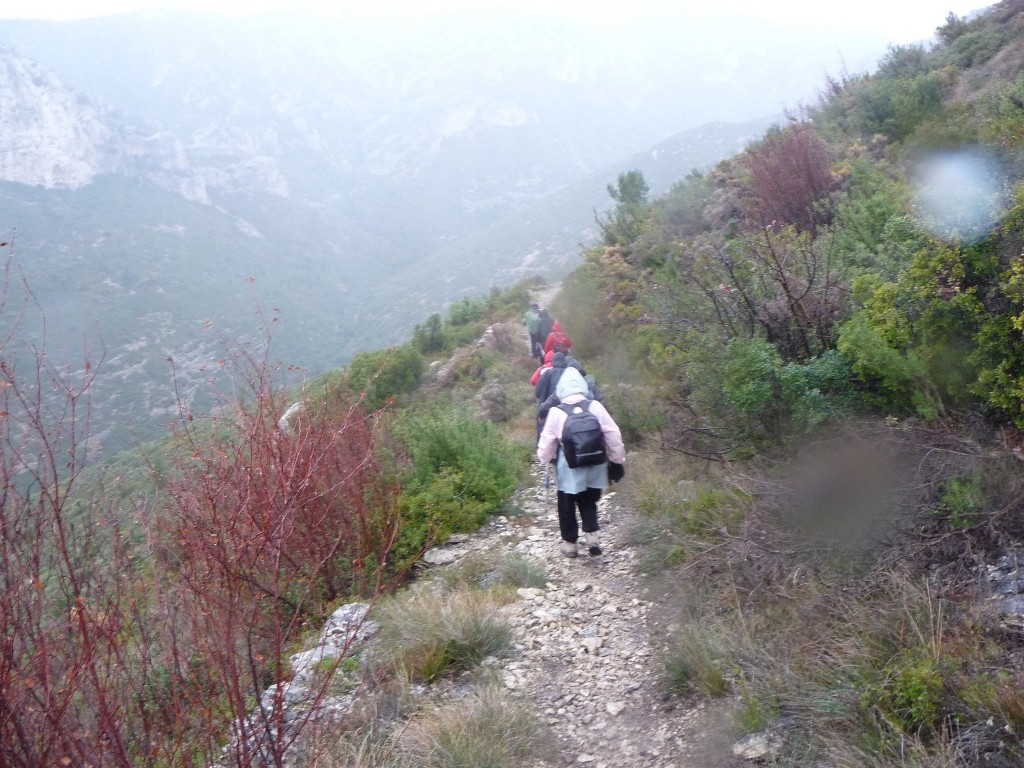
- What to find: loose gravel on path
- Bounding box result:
[443,462,732,768]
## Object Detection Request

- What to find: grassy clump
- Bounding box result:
[374,582,515,682]
[400,685,549,768]
[428,550,548,593]
[624,453,747,572]
[493,552,548,590]
[663,623,736,698]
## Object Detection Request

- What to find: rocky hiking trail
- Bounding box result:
[425,462,738,768]
[447,287,725,767]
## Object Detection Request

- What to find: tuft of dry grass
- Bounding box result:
[663,623,736,698]
[286,674,413,767]
[398,685,549,768]
[427,549,548,593]
[373,582,514,682]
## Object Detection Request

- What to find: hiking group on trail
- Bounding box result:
[524,309,625,559]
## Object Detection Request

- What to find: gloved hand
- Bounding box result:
[607,462,625,483]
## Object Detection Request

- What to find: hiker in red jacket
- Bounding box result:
[543,321,572,356]
[530,350,555,386]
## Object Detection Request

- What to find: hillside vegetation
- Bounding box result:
[5,2,1024,766]
[548,2,1024,764]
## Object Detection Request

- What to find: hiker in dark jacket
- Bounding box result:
[524,303,542,358]
[536,309,554,362]
[534,351,585,404]
[535,351,587,442]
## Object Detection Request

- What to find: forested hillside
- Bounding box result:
[5,2,1024,766]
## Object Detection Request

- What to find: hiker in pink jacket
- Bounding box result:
[537,368,625,558]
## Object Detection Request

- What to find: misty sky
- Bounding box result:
[1,0,990,44]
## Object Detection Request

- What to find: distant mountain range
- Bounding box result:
[0,10,890,454]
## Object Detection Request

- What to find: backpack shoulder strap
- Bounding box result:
[557,399,592,415]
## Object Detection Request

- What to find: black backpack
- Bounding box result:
[557,400,607,468]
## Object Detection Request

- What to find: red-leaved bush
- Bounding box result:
[1,246,404,766]
[743,121,835,234]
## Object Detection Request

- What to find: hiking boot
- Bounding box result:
[559,540,579,558]
[584,532,602,556]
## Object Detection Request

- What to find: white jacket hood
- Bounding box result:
[555,367,589,400]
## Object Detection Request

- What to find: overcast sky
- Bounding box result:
[0,0,990,43]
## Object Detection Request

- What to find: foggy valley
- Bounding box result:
[1,6,913,452]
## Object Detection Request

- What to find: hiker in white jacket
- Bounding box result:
[537,368,625,557]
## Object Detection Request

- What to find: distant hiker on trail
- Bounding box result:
[524,303,542,358]
[536,308,554,362]
[544,321,572,356]
[530,350,555,386]
[537,367,625,558]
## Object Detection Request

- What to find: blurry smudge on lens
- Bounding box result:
[911,148,1009,242]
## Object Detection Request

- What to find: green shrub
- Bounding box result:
[484,279,538,321]
[939,25,1010,69]
[836,313,941,419]
[779,350,857,428]
[982,74,1024,150]
[445,347,491,385]
[393,405,526,559]
[692,338,855,442]
[413,313,446,354]
[345,344,425,410]
[599,169,652,247]
[859,650,949,738]
[655,170,715,241]
[443,322,485,351]
[721,337,782,414]
[414,282,536,360]
[876,44,932,80]
[396,468,491,559]
[447,296,487,327]
[932,473,983,529]
[398,405,523,500]
[853,72,943,142]
[604,382,665,445]
[831,158,909,272]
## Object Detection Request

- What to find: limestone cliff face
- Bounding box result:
[0,51,110,189]
[0,49,209,202]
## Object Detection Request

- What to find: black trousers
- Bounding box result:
[556,487,601,542]
[529,332,543,359]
